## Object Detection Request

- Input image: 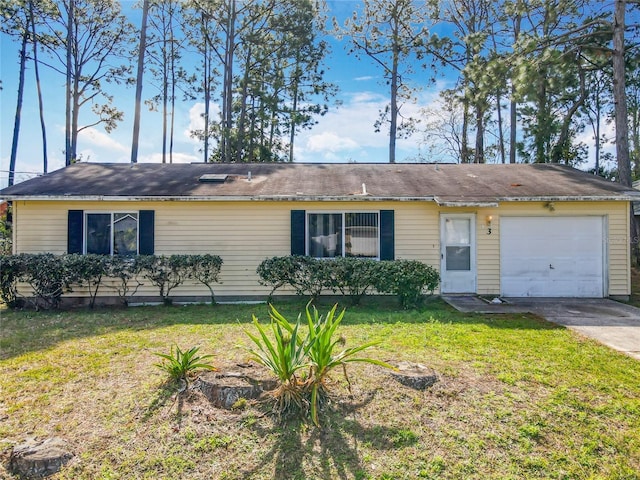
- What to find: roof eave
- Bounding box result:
[2,194,636,202]
[0,194,436,202]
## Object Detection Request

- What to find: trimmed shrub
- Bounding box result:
[257,255,301,298]
[373,260,440,309]
[330,257,379,305]
[64,254,109,309]
[256,255,440,308]
[0,254,24,308]
[187,254,223,305]
[140,254,224,305]
[1,253,223,309]
[18,253,73,309]
[105,255,145,306]
[257,255,333,301]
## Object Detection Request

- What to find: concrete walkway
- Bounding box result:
[442,296,640,361]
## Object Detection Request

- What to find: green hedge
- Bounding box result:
[257,256,440,308]
[0,254,223,309]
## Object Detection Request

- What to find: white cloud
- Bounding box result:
[138,152,200,164]
[295,89,443,162]
[78,127,128,153]
[354,75,375,82]
[185,102,221,145]
[575,119,616,170]
[305,131,360,153]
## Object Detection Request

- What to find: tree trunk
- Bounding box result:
[535,66,549,163]
[29,0,48,175]
[389,48,398,164]
[612,0,638,264]
[221,0,236,163]
[65,0,74,165]
[595,108,601,173]
[131,0,149,164]
[169,61,176,164]
[162,66,168,163]
[71,70,81,162]
[169,8,176,164]
[288,59,301,163]
[496,89,506,164]
[509,12,521,164]
[8,16,29,187]
[552,67,587,164]
[461,99,470,163]
[613,0,631,187]
[235,48,252,163]
[202,11,210,162]
[474,104,485,163]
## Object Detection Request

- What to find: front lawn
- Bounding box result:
[1,300,639,479]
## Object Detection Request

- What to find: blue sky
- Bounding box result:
[0,1,459,187]
[0,1,617,187]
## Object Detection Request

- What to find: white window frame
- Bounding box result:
[306,211,380,259]
[84,211,139,255]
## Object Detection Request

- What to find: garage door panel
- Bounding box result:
[501,217,604,297]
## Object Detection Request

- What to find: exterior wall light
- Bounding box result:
[486,215,493,235]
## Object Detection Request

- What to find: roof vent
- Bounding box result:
[199,174,229,183]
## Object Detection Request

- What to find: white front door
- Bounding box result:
[440,214,476,293]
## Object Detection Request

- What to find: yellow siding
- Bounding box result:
[12,198,631,299]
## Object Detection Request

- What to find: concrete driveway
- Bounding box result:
[442,296,640,361]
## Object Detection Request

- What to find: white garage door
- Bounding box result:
[500,216,605,297]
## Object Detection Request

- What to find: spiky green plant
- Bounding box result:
[153,345,215,384]
[271,303,394,426]
[304,304,393,425]
[243,309,313,416]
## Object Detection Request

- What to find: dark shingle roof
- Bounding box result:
[0,162,636,203]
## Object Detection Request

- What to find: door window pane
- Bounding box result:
[444,218,470,245]
[446,246,471,271]
[86,214,111,254]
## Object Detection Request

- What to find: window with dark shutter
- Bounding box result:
[68,209,155,255]
[139,210,155,255]
[379,210,395,260]
[291,210,306,255]
[67,210,84,254]
[294,209,393,260]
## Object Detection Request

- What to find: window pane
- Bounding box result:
[345,212,378,258]
[308,213,342,258]
[113,213,138,255]
[86,214,111,255]
[444,218,470,245]
[446,246,471,271]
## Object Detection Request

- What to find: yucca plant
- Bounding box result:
[305,304,394,426]
[153,345,215,385]
[272,303,394,426]
[243,309,313,416]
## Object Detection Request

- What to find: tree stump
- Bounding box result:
[390,361,438,390]
[10,437,73,478]
[196,366,277,409]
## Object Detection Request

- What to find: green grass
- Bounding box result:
[1,298,639,479]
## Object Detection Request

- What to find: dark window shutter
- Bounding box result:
[290,210,306,255]
[139,210,155,255]
[380,210,395,260]
[67,210,84,254]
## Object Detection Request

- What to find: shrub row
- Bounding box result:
[257,256,440,308]
[0,254,223,309]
